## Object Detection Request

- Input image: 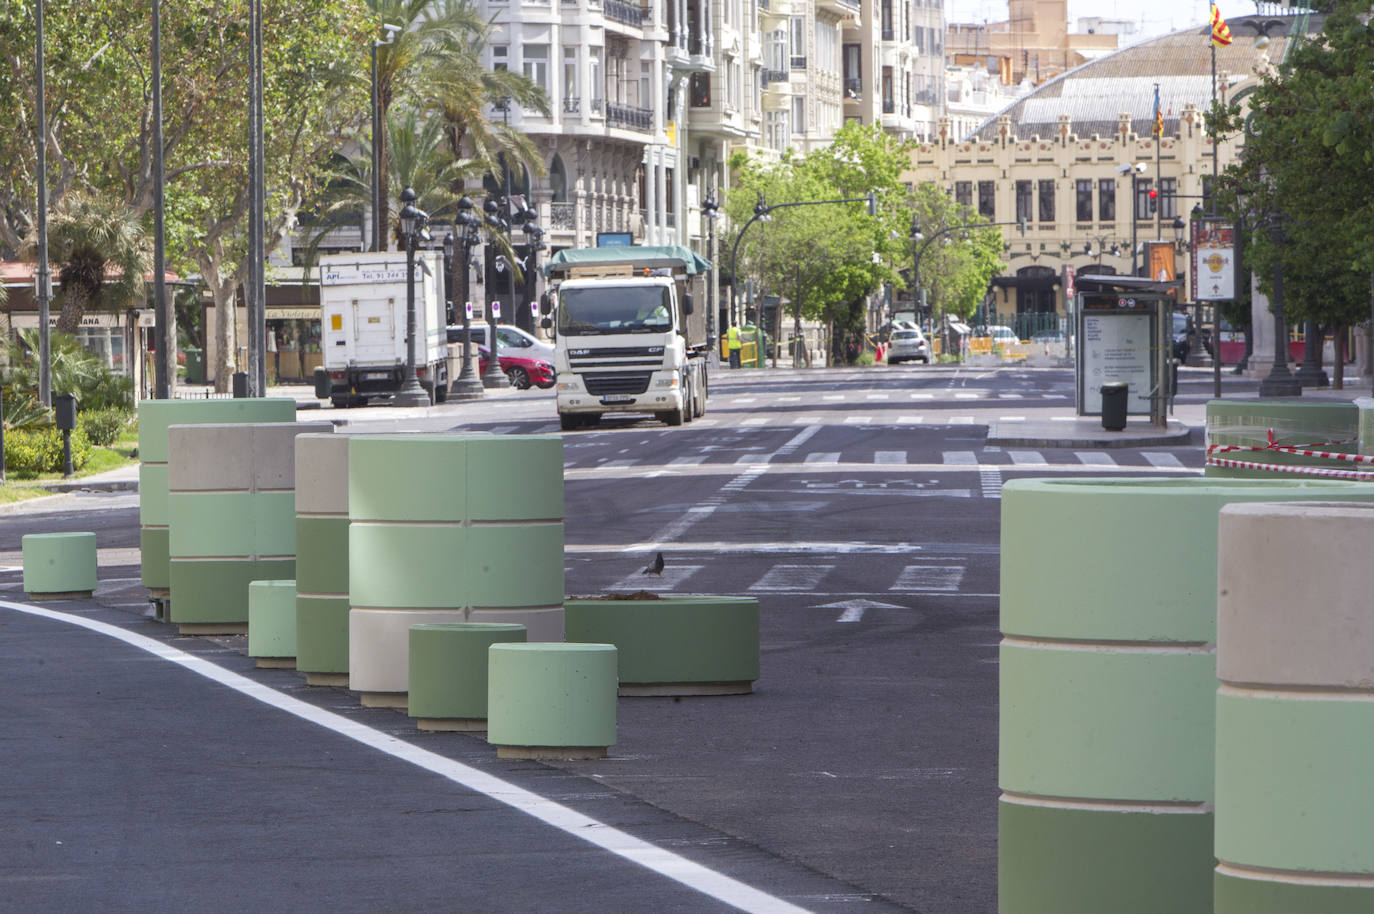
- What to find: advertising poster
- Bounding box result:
[1191,220,1236,301]
[1080,311,1153,415]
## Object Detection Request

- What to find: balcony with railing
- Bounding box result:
[606,102,653,131]
[604,0,645,26]
[563,97,581,114]
[790,55,806,69]
[761,68,789,87]
[843,78,862,100]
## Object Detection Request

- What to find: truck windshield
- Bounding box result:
[558,286,672,335]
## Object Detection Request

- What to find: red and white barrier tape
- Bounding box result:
[1204,456,1374,480]
[1205,428,1369,464]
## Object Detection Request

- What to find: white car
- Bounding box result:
[887,328,930,364]
[982,325,1020,347]
[447,324,555,361]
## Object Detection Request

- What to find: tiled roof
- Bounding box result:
[967,13,1324,141]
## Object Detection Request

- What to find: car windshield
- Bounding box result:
[558,286,672,335]
[892,330,919,341]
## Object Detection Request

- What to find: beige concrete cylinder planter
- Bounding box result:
[137,399,297,613]
[487,643,618,759]
[248,579,297,668]
[22,532,97,599]
[347,434,564,708]
[999,477,1374,914]
[294,434,351,687]
[407,622,527,730]
[167,421,331,634]
[564,596,759,695]
[1215,502,1374,913]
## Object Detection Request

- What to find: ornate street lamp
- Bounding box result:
[1257,209,1301,397]
[394,186,432,407]
[481,196,512,389]
[446,196,485,400]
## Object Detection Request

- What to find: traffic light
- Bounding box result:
[867,191,877,217]
[1148,188,1158,216]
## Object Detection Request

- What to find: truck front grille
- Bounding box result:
[567,346,665,369]
[581,372,653,396]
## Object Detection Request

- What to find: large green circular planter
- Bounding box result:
[565,596,759,695]
[1205,399,1360,478]
[1214,502,1374,912]
[248,579,297,668]
[407,622,527,730]
[487,643,617,759]
[999,477,1374,914]
[348,434,564,708]
[295,434,351,687]
[167,421,331,634]
[22,532,97,599]
[137,398,296,605]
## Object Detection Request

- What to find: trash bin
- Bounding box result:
[184,348,204,385]
[1101,382,1129,431]
[232,371,249,399]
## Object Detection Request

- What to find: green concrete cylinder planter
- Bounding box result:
[167,421,332,634]
[294,434,351,687]
[137,399,296,604]
[348,434,564,708]
[22,532,97,599]
[565,596,759,695]
[487,643,617,759]
[1205,399,1359,478]
[248,579,297,668]
[407,622,527,730]
[1215,502,1374,912]
[999,477,1374,914]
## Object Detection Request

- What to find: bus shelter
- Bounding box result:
[1075,275,1177,429]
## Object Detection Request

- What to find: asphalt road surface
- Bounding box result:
[0,363,1215,913]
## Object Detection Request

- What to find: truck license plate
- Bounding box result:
[600,395,634,404]
[363,372,390,380]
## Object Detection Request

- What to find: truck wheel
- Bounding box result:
[661,409,683,427]
[559,413,581,431]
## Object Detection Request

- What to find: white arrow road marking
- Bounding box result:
[815,598,910,623]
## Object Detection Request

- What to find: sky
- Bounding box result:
[945,0,1220,43]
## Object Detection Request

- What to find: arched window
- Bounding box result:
[549,155,568,203]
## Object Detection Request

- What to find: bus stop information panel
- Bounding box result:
[1075,279,1172,426]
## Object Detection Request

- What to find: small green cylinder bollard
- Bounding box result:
[248,579,298,668]
[487,643,618,759]
[407,622,527,730]
[22,532,97,599]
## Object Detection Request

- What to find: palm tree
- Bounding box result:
[367,0,491,247]
[29,193,151,335]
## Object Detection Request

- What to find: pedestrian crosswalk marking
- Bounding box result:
[742,417,769,426]
[1008,450,1047,466]
[804,452,841,465]
[669,456,706,467]
[1143,452,1184,468]
[955,393,980,400]
[1075,451,1117,466]
[749,564,834,592]
[490,425,518,435]
[865,394,890,400]
[943,451,977,465]
[980,467,1002,499]
[911,393,934,400]
[608,564,704,592]
[843,416,873,424]
[998,393,1023,399]
[897,415,925,424]
[823,395,844,401]
[891,564,966,592]
[602,459,637,468]
[874,451,906,465]
[951,417,975,425]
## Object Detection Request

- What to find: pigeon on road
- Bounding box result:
[642,551,665,576]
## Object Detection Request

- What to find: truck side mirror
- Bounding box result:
[539,291,553,315]
[540,317,553,330]
[682,293,694,315]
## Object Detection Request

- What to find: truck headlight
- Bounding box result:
[654,377,679,388]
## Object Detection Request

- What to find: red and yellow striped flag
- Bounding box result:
[1211,2,1233,47]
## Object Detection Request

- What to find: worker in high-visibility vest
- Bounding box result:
[727,323,742,368]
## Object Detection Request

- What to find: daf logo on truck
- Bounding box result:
[543,245,712,430]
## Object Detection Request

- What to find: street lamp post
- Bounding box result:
[1118,162,1147,275]
[394,187,433,407]
[369,23,401,253]
[701,191,719,350]
[481,195,512,389]
[446,196,485,400]
[1257,211,1301,398]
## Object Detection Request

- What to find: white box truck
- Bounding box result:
[543,245,711,429]
[314,252,448,407]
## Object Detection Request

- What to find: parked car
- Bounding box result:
[447,324,555,362]
[977,325,1021,348]
[1031,329,1066,344]
[476,344,555,390]
[886,328,930,364]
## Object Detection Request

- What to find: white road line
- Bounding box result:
[822,395,844,401]
[804,453,840,465]
[1143,452,1185,468]
[0,601,811,914]
[602,459,638,468]
[910,393,934,400]
[668,456,706,467]
[749,564,834,592]
[1075,451,1117,466]
[998,393,1023,399]
[532,423,561,434]
[489,425,518,435]
[608,564,704,592]
[890,565,966,592]
[998,416,1026,422]
[950,417,975,425]
[954,393,980,400]
[864,394,890,400]
[943,451,978,465]
[732,398,758,404]
[980,466,1003,499]
[1008,450,1048,466]
[873,451,906,465]
[842,416,872,424]
[778,396,801,402]
[742,417,769,426]
[691,418,720,427]
[897,415,925,424]
[735,454,769,465]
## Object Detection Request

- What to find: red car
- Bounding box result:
[476,344,556,390]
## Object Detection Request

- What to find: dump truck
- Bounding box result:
[543,245,711,429]
[314,251,448,407]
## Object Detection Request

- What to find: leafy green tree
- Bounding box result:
[910,183,1003,334]
[1212,0,1374,386]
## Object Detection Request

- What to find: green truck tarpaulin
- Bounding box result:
[544,245,712,278]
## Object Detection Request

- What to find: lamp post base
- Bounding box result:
[481,369,511,389]
[1257,370,1302,398]
[393,378,432,407]
[1292,363,1329,388]
[450,374,486,400]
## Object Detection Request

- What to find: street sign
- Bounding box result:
[491,300,501,318]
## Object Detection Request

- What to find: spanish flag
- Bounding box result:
[1211,1,1233,47]
[1153,84,1163,137]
